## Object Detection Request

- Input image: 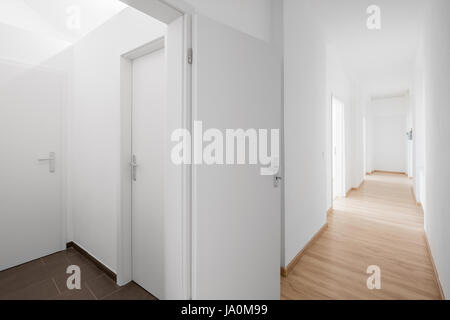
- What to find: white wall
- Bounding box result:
[326,45,361,206]
[411,35,426,205]
[351,88,365,189]
[421,0,450,299]
[69,7,166,272]
[0,22,70,66]
[0,19,76,252]
[366,96,409,174]
[283,0,327,267]
[372,114,407,173]
[184,0,272,42]
[325,45,366,208]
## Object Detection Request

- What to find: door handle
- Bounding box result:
[38,152,55,173]
[274,176,283,188]
[131,155,138,181]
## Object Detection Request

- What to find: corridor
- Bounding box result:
[281,173,442,300]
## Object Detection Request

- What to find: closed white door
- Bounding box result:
[0,61,63,271]
[131,48,165,298]
[193,15,281,299]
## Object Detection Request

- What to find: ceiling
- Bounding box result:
[0,0,127,44]
[313,0,427,96]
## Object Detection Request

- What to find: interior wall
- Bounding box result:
[0,20,76,253]
[422,0,450,299]
[326,45,354,207]
[351,88,365,189]
[373,114,407,172]
[183,0,272,42]
[366,96,409,174]
[69,7,166,272]
[270,0,285,267]
[283,0,327,267]
[411,34,426,206]
[0,22,70,66]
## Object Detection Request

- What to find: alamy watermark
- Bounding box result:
[171,121,280,176]
[66,265,81,290]
[366,265,381,290]
[66,5,81,30]
[367,5,381,30]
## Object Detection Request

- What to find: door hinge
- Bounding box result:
[187,48,193,65]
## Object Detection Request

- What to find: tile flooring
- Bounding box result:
[0,248,157,300]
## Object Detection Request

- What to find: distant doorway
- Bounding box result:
[332,96,345,200]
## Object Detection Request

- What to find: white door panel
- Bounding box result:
[0,61,62,271]
[332,97,345,199]
[193,15,281,299]
[131,48,165,299]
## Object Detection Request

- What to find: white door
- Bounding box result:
[332,97,345,199]
[193,15,281,299]
[0,61,63,271]
[131,48,165,299]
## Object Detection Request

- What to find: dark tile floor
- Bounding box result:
[0,248,157,300]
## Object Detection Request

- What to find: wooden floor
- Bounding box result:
[281,172,442,300]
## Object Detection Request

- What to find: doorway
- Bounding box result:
[129,44,165,299]
[332,96,345,200]
[118,5,192,300]
[0,61,64,271]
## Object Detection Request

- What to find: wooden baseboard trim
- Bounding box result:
[373,170,407,176]
[410,187,424,210]
[411,186,417,203]
[326,207,333,219]
[423,234,445,300]
[281,223,328,277]
[280,266,288,277]
[345,181,365,198]
[66,241,117,282]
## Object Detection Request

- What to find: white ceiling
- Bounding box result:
[313,0,427,96]
[0,0,127,44]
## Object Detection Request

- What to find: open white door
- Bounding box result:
[192,15,281,300]
[0,61,63,271]
[131,47,166,299]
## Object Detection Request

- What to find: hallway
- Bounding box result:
[281,172,442,300]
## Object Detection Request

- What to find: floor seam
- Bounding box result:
[84,282,98,300]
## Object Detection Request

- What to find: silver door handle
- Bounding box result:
[38,152,55,173]
[274,176,283,188]
[131,155,138,181]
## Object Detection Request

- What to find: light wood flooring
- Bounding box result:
[281,172,442,300]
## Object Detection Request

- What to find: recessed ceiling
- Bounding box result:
[313,0,427,96]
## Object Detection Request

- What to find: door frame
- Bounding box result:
[120,34,165,285]
[0,58,68,269]
[331,95,346,200]
[118,0,193,300]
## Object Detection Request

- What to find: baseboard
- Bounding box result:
[346,181,365,198]
[280,223,328,277]
[410,186,424,210]
[411,186,417,203]
[66,241,117,282]
[327,207,333,219]
[423,234,445,300]
[373,170,407,176]
[345,189,353,197]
